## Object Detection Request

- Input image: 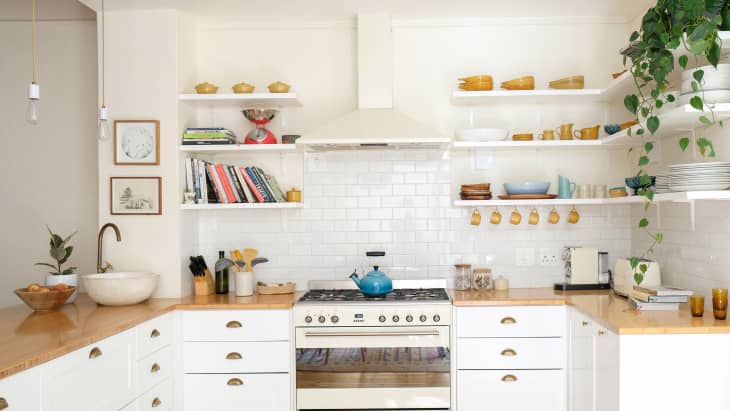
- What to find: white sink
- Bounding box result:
[81,272,159,306]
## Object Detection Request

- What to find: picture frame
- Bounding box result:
[114,120,160,165]
[110,177,162,215]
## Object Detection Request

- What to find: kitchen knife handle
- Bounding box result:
[500,316,517,324]
[226,320,242,328]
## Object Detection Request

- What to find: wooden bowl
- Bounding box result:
[194,82,218,94]
[501,76,535,90]
[549,75,585,90]
[459,81,493,91]
[15,287,76,311]
[232,82,255,93]
[459,75,493,83]
[461,183,491,191]
[512,133,534,141]
[268,81,291,93]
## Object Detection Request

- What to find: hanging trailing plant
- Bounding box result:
[624,0,727,285]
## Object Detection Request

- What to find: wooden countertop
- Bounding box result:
[0,292,298,380]
[452,288,730,335]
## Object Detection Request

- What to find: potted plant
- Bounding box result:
[35,227,79,303]
[623,1,727,285]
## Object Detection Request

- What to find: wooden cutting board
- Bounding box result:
[498,194,558,200]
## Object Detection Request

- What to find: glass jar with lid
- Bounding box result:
[472,267,493,290]
[454,264,473,290]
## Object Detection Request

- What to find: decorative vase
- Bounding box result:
[45,274,79,303]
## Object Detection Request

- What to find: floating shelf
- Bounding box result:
[178,92,300,106]
[451,139,606,150]
[453,191,730,207]
[451,71,634,104]
[179,144,300,153]
[181,202,303,210]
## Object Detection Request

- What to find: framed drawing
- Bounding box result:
[110,177,162,215]
[114,120,160,165]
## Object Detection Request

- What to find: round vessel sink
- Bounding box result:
[82,272,159,306]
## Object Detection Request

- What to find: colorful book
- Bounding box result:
[182,140,235,145]
[239,168,265,202]
[245,167,274,202]
[264,173,286,202]
[207,164,227,203]
[227,165,248,203]
[222,166,242,203]
[234,167,255,203]
[629,289,689,303]
[205,168,220,203]
[250,167,276,201]
[215,164,237,203]
[185,158,194,194]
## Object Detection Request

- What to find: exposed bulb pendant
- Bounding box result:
[98,0,109,141]
[26,0,39,125]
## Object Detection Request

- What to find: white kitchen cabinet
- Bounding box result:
[183,373,290,411]
[594,327,619,411]
[458,370,565,411]
[40,328,136,411]
[457,337,565,370]
[569,309,595,411]
[183,341,290,373]
[0,366,41,411]
[137,345,173,396]
[456,306,566,338]
[182,310,289,342]
[137,312,174,359]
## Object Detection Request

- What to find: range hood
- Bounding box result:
[297,14,449,149]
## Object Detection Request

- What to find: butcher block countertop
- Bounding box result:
[0,292,298,379]
[452,288,730,335]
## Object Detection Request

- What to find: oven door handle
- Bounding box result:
[303,329,442,338]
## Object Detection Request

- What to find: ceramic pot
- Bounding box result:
[45,274,79,303]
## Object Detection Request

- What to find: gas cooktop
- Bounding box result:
[297,279,451,304]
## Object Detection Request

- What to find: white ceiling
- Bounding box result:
[0,0,94,20]
[83,0,652,22]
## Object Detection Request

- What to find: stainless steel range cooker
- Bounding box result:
[294,280,452,411]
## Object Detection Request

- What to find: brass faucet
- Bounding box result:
[97,223,121,273]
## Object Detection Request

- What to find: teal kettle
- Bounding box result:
[350,265,393,297]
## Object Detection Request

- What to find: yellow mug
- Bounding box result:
[556,123,574,140]
[539,130,555,140]
[510,209,522,225]
[470,209,482,226]
[490,209,502,225]
[528,208,539,225]
[568,207,580,224]
[548,208,560,224]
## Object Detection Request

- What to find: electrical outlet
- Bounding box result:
[539,248,562,267]
[515,248,535,267]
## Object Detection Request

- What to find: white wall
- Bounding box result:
[0,19,98,307]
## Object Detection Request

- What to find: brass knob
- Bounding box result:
[597,329,606,336]
[151,397,162,408]
[151,363,161,373]
[500,348,517,357]
[226,320,242,328]
[582,321,589,326]
[500,316,517,324]
[150,329,160,338]
[89,347,103,359]
[226,352,242,360]
[0,397,8,410]
[227,378,244,386]
[501,374,518,382]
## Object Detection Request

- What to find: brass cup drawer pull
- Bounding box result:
[226,321,242,329]
[227,378,244,386]
[150,329,161,338]
[582,321,589,326]
[89,347,103,359]
[150,363,161,373]
[500,348,517,357]
[501,374,518,382]
[0,397,8,410]
[226,352,242,360]
[500,316,517,324]
[151,397,162,408]
[597,329,606,336]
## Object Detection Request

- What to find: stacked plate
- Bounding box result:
[654,169,672,194]
[668,162,730,192]
[460,183,492,200]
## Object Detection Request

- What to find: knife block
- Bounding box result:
[194,271,215,296]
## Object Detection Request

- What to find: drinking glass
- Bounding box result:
[712,288,728,320]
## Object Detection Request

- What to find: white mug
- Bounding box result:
[576,184,591,199]
[592,184,608,199]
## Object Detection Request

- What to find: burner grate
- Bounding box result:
[298,288,450,303]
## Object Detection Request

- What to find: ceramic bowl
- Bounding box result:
[232,82,255,93]
[501,76,535,90]
[625,176,656,194]
[194,82,218,94]
[459,81,493,91]
[549,75,585,89]
[609,187,628,197]
[604,124,621,135]
[459,74,493,83]
[82,272,159,306]
[503,181,550,195]
[268,81,291,93]
[15,287,76,311]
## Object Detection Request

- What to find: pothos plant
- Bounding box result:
[624,0,729,285]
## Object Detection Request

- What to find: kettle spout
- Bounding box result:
[349,269,361,287]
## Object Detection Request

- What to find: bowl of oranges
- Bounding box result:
[15,283,76,311]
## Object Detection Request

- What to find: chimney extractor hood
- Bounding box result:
[296,14,449,149]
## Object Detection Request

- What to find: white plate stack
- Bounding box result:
[679,64,730,105]
[654,169,672,194]
[668,162,730,192]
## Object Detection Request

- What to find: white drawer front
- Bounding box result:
[137,346,173,395]
[456,306,566,338]
[137,313,173,359]
[0,367,41,411]
[137,379,173,411]
[458,370,566,411]
[183,374,290,411]
[183,341,290,373]
[182,310,290,342]
[457,338,565,370]
[41,328,135,411]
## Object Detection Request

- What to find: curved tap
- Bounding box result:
[97,223,121,273]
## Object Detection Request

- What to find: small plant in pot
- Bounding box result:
[35,226,79,303]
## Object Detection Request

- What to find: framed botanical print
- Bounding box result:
[110,177,162,215]
[114,120,160,165]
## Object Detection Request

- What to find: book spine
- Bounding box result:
[253,167,278,202]
[222,166,242,203]
[246,167,273,202]
[185,158,194,194]
[239,167,265,202]
[264,174,286,202]
[230,166,249,203]
[227,165,246,203]
[208,164,226,203]
[182,140,235,145]
[200,160,208,203]
[215,164,237,203]
[204,166,220,203]
[235,167,255,203]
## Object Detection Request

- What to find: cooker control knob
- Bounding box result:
[419,314,427,322]
[331,315,339,324]
[305,316,312,323]
[392,315,400,323]
[379,315,386,323]
[318,316,326,324]
[433,314,441,323]
[406,315,414,322]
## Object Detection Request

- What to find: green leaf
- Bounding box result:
[50,234,64,248]
[666,94,676,102]
[655,99,664,109]
[624,94,639,115]
[58,246,73,265]
[637,128,645,135]
[639,263,648,273]
[639,175,652,186]
[679,137,690,151]
[690,96,705,111]
[641,107,650,118]
[61,267,77,275]
[655,232,664,243]
[691,80,699,92]
[630,257,640,269]
[50,246,66,262]
[34,262,57,269]
[697,137,717,157]
[62,231,77,244]
[638,156,650,166]
[644,141,654,153]
[639,218,649,228]
[647,116,660,134]
[679,54,689,69]
[630,31,639,41]
[700,115,712,125]
[634,273,644,286]
[708,41,721,66]
[646,190,655,201]
[693,69,705,83]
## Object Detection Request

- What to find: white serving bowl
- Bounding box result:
[457,128,509,142]
[682,64,730,80]
[681,73,730,93]
[82,272,159,306]
[678,89,730,105]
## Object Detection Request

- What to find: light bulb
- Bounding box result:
[25,82,40,125]
[98,105,111,141]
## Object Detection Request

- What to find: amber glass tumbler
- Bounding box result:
[689,295,705,317]
[712,288,728,320]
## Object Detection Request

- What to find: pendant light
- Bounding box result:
[25,0,39,125]
[97,0,111,141]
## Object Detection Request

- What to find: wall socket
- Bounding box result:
[515,248,535,266]
[539,248,562,267]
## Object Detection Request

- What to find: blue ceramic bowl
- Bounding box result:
[604,124,621,135]
[503,181,550,195]
[625,176,656,195]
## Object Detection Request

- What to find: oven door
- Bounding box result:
[295,326,450,410]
